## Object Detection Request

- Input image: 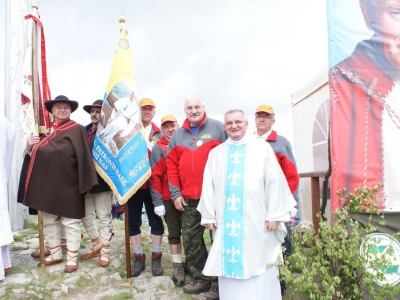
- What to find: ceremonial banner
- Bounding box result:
[93,28,150,204]
[20,11,51,143]
[327,0,400,212]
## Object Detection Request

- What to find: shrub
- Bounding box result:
[280,185,400,299]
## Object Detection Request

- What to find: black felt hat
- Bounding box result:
[83,99,103,114]
[45,95,79,113]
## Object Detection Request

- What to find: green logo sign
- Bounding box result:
[360,233,400,286]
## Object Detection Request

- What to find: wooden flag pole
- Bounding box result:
[124,202,132,282]
[31,2,45,268]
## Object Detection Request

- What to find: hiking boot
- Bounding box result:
[183,280,211,294]
[206,284,219,300]
[151,252,163,276]
[131,253,146,277]
[172,262,185,287]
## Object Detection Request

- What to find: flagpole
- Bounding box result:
[124,202,131,283]
[31,1,46,268]
[118,13,132,283]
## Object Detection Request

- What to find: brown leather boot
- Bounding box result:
[31,248,50,258]
[37,245,62,267]
[97,244,110,267]
[65,249,78,273]
[80,237,102,260]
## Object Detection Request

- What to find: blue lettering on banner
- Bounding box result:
[93,133,149,196]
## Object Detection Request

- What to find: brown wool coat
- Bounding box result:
[18,120,98,219]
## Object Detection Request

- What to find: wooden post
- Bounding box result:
[31,2,45,268]
[311,177,321,233]
[124,202,131,283]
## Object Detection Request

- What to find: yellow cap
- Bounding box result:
[139,97,156,107]
[161,114,177,125]
[255,104,275,115]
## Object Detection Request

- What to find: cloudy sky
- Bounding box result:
[5,0,328,147]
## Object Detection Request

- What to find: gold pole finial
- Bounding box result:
[119,15,126,31]
[31,1,39,11]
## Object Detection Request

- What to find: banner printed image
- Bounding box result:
[98,82,140,156]
[93,28,150,204]
[328,0,400,211]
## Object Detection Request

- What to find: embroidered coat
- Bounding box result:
[18,120,98,219]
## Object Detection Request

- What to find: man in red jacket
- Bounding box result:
[167,95,227,300]
[150,114,184,287]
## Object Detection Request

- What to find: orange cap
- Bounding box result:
[161,114,177,125]
[255,104,275,115]
[139,97,156,107]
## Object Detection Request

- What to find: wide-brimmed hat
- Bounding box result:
[255,104,275,115]
[139,97,156,107]
[45,95,79,113]
[83,99,103,114]
[161,114,177,126]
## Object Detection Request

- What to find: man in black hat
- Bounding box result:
[80,100,114,267]
[18,95,98,273]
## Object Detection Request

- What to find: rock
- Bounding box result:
[110,258,120,268]
[97,288,118,298]
[60,283,68,294]
[100,275,111,285]
[28,242,39,249]
[150,276,175,289]
[118,283,132,287]
[111,272,122,281]
[52,291,62,298]
[76,294,87,300]
[26,237,39,245]
[0,287,5,297]
[64,275,80,284]
[10,242,29,251]
[137,291,151,300]
[12,288,25,294]
[47,263,65,273]
[26,290,37,296]
[31,269,40,280]
[19,249,35,255]
[88,267,107,277]
[3,273,32,284]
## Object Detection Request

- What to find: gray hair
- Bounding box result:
[184,94,205,106]
[224,109,248,121]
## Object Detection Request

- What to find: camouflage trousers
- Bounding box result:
[182,199,217,285]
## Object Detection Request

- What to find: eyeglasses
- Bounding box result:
[255,115,274,120]
[224,120,247,126]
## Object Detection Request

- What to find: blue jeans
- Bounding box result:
[283,223,292,256]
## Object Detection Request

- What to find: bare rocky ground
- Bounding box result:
[1,216,207,300]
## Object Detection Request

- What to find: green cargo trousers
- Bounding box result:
[182,199,217,285]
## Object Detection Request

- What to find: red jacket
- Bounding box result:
[266,130,299,200]
[167,113,227,200]
[150,136,170,206]
[140,122,162,189]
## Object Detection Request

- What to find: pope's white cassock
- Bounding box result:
[197,135,296,300]
[0,116,15,281]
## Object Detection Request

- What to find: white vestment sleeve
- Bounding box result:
[197,153,217,225]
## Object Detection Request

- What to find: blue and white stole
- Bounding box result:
[222,144,247,278]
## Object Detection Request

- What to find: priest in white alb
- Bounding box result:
[197,109,296,299]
